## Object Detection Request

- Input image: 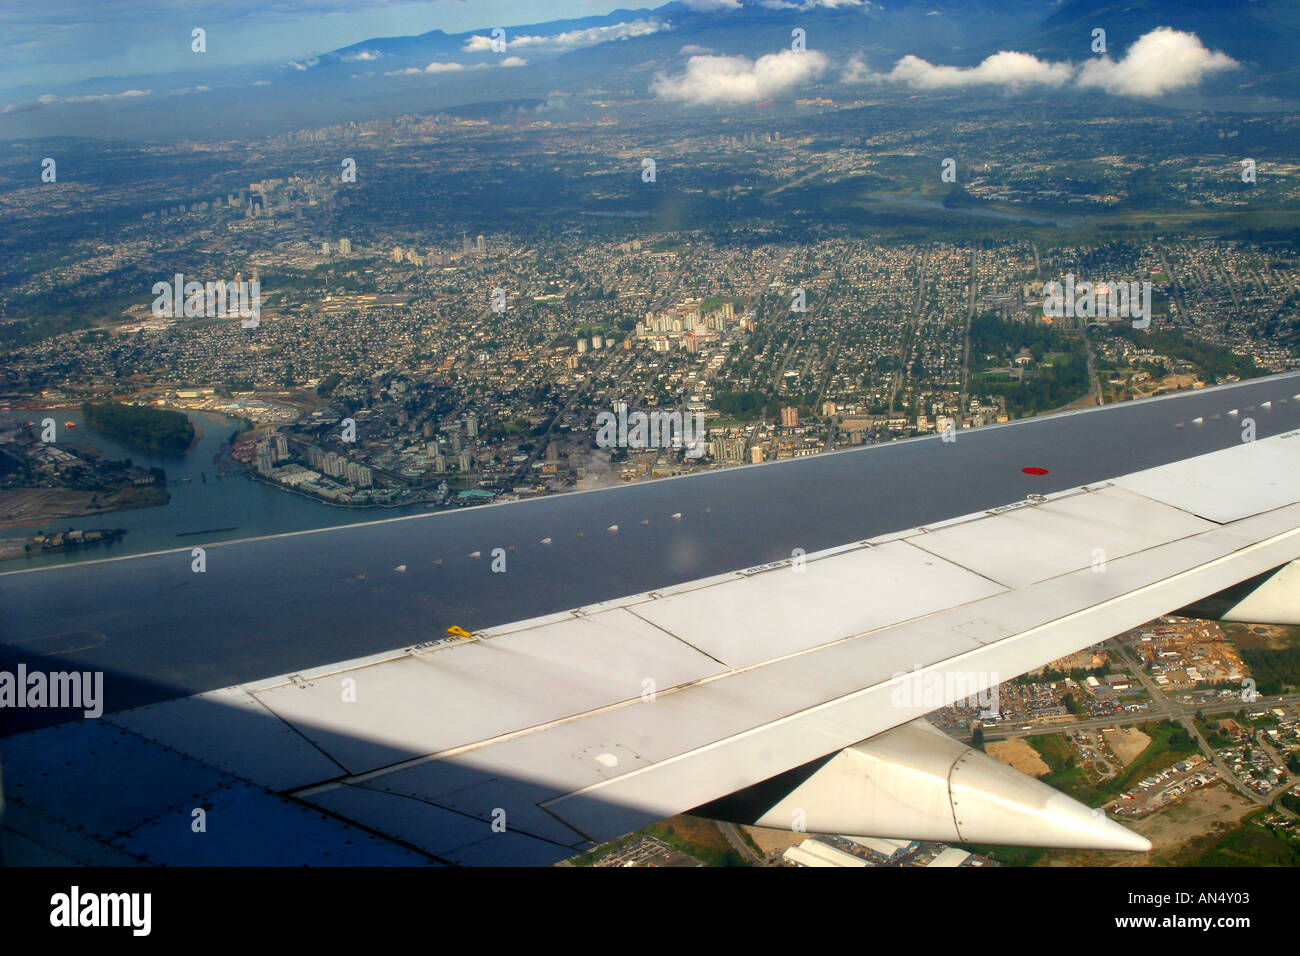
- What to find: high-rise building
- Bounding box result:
[338,238,352,254]
[781,406,800,428]
[321,242,332,255]
[275,434,289,461]
[458,452,472,472]
[591,335,603,349]
[466,413,478,439]
[577,339,588,354]
[392,246,403,263]
[476,235,486,255]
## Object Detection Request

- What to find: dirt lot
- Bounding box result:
[1226,621,1300,651]
[742,824,813,859]
[0,485,164,529]
[1043,782,1255,866]
[1104,727,1151,767]
[987,738,1050,777]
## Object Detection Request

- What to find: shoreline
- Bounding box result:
[0,486,168,533]
[243,466,432,510]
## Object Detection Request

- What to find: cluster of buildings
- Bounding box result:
[782,836,985,868]
[242,432,376,503]
[1111,755,1217,817]
[1127,619,1245,689]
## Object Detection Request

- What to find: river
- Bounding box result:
[0,408,429,570]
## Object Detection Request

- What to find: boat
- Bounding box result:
[64,421,76,428]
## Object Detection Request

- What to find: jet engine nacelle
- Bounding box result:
[695,718,1149,852]
[1176,559,1300,625]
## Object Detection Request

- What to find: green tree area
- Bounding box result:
[1195,712,1231,749]
[316,372,344,396]
[711,389,778,421]
[1185,811,1300,866]
[568,818,747,867]
[82,401,195,453]
[0,291,145,350]
[1011,664,1108,685]
[968,312,1090,415]
[1109,326,1257,383]
[1032,721,1199,808]
[967,723,1204,867]
[1239,646,1300,696]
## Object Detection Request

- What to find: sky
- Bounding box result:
[2,0,633,93]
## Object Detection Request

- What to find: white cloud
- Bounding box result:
[843,28,1236,97]
[841,55,875,84]
[536,19,670,49]
[679,0,742,10]
[500,56,528,67]
[341,50,381,62]
[883,50,1075,90]
[4,88,150,113]
[463,19,669,54]
[1076,27,1237,96]
[385,61,466,76]
[652,48,829,105]
[679,44,713,55]
[761,0,866,8]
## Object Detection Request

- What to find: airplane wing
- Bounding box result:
[3,372,1300,865]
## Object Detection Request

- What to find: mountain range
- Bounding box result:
[4,0,1297,141]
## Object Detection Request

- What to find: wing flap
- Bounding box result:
[7,428,1300,863]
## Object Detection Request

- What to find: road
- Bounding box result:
[974,641,1300,816]
[715,820,764,865]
